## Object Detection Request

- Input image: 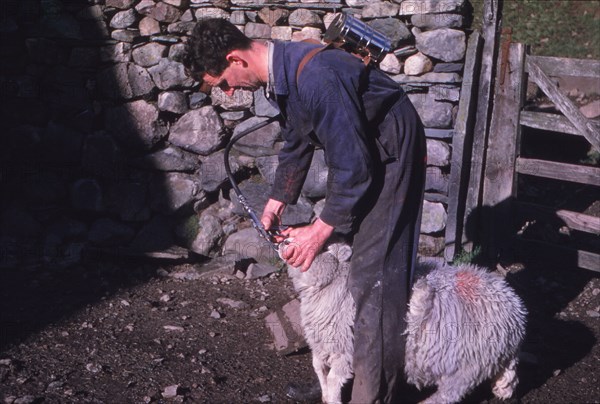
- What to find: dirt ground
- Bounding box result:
[0,250,598,404]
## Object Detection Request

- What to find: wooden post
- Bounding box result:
[461,0,503,252]
[444,31,483,262]
[481,42,526,261]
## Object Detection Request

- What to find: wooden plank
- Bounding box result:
[516,157,600,186]
[481,42,526,261]
[526,55,600,78]
[527,58,600,151]
[520,111,600,136]
[515,238,600,272]
[516,202,600,235]
[444,31,483,262]
[461,0,503,252]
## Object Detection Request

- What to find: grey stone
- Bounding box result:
[82,132,121,179]
[110,9,137,29]
[230,10,246,25]
[362,2,400,18]
[411,13,464,29]
[379,53,402,74]
[149,2,182,23]
[434,63,464,73]
[150,172,203,213]
[148,58,195,90]
[199,150,239,192]
[136,0,156,15]
[271,26,293,41]
[415,28,466,62]
[346,0,370,6]
[367,18,411,49]
[222,227,278,264]
[258,7,289,26]
[163,0,189,7]
[22,171,67,205]
[100,43,131,63]
[158,91,188,114]
[107,0,136,8]
[392,72,462,84]
[107,181,150,222]
[289,9,322,27]
[139,16,161,36]
[71,179,103,212]
[180,9,194,22]
[140,145,198,171]
[425,166,449,194]
[217,297,250,309]
[105,100,168,150]
[221,111,246,121]
[254,89,280,117]
[128,64,155,97]
[169,106,225,155]
[88,218,134,246]
[397,0,465,15]
[418,234,445,256]
[188,213,224,256]
[41,121,84,164]
[426,139,451,166]
[132,43,168,67]
[168,43,187,62]
[111,29,141,43]
[130,215,176,252]
[292,27,322,42]
[264,298,306,354]
[97,63,131,99]
[194,8,231,20]
[232,117,281,157]
[408,93,453,128]
[189,92,208,109]
[420,200,447,234]
[404,52,433,76]
[78,5,104,20]
[245,22,272,39]
[430,85,460,102]
[246,262,280,279]
[167,21,196,35]
[0,207,42,238]
[210,86,254,111]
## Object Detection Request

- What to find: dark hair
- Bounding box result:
[183,18,253,82]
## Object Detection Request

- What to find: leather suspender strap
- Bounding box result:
[296,43,332,85]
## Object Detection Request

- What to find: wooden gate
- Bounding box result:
[481,40,600,271]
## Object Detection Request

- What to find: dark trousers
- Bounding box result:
[349,96,426,403]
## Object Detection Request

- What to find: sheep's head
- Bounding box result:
[280,241,352,291]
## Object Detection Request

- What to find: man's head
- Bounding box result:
[183,18,267,95]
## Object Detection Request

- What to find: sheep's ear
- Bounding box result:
[328,243,352,262]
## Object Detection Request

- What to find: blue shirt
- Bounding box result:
[268,40,409,232]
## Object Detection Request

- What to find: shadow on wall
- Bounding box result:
[0,0,204,350]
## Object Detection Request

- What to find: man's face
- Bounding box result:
[201,56,260,96]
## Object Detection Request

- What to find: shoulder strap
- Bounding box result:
[296,43,332,85]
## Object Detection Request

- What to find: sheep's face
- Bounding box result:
[281,242,352,291]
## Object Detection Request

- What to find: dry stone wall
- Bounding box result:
[0,0,472,269]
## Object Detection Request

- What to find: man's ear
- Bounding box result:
[226,51,247,67]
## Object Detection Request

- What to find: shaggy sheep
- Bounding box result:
[283,242,527,404]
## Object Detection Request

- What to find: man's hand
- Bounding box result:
[261,198,286,233]
[279,218,334,272]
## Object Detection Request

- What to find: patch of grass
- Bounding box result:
[452,245,482,265]
[470,0,600,59]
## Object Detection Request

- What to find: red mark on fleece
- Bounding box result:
[456,271,480,300]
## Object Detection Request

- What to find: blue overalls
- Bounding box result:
[269,40,426,403]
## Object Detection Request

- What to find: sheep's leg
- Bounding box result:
[492,358,519,400]
[420,374,471,404]
[324,355,353,404]
[312,355,329,403]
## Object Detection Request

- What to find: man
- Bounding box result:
[183,18,426,403]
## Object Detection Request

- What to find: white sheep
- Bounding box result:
[283,243,527,404]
